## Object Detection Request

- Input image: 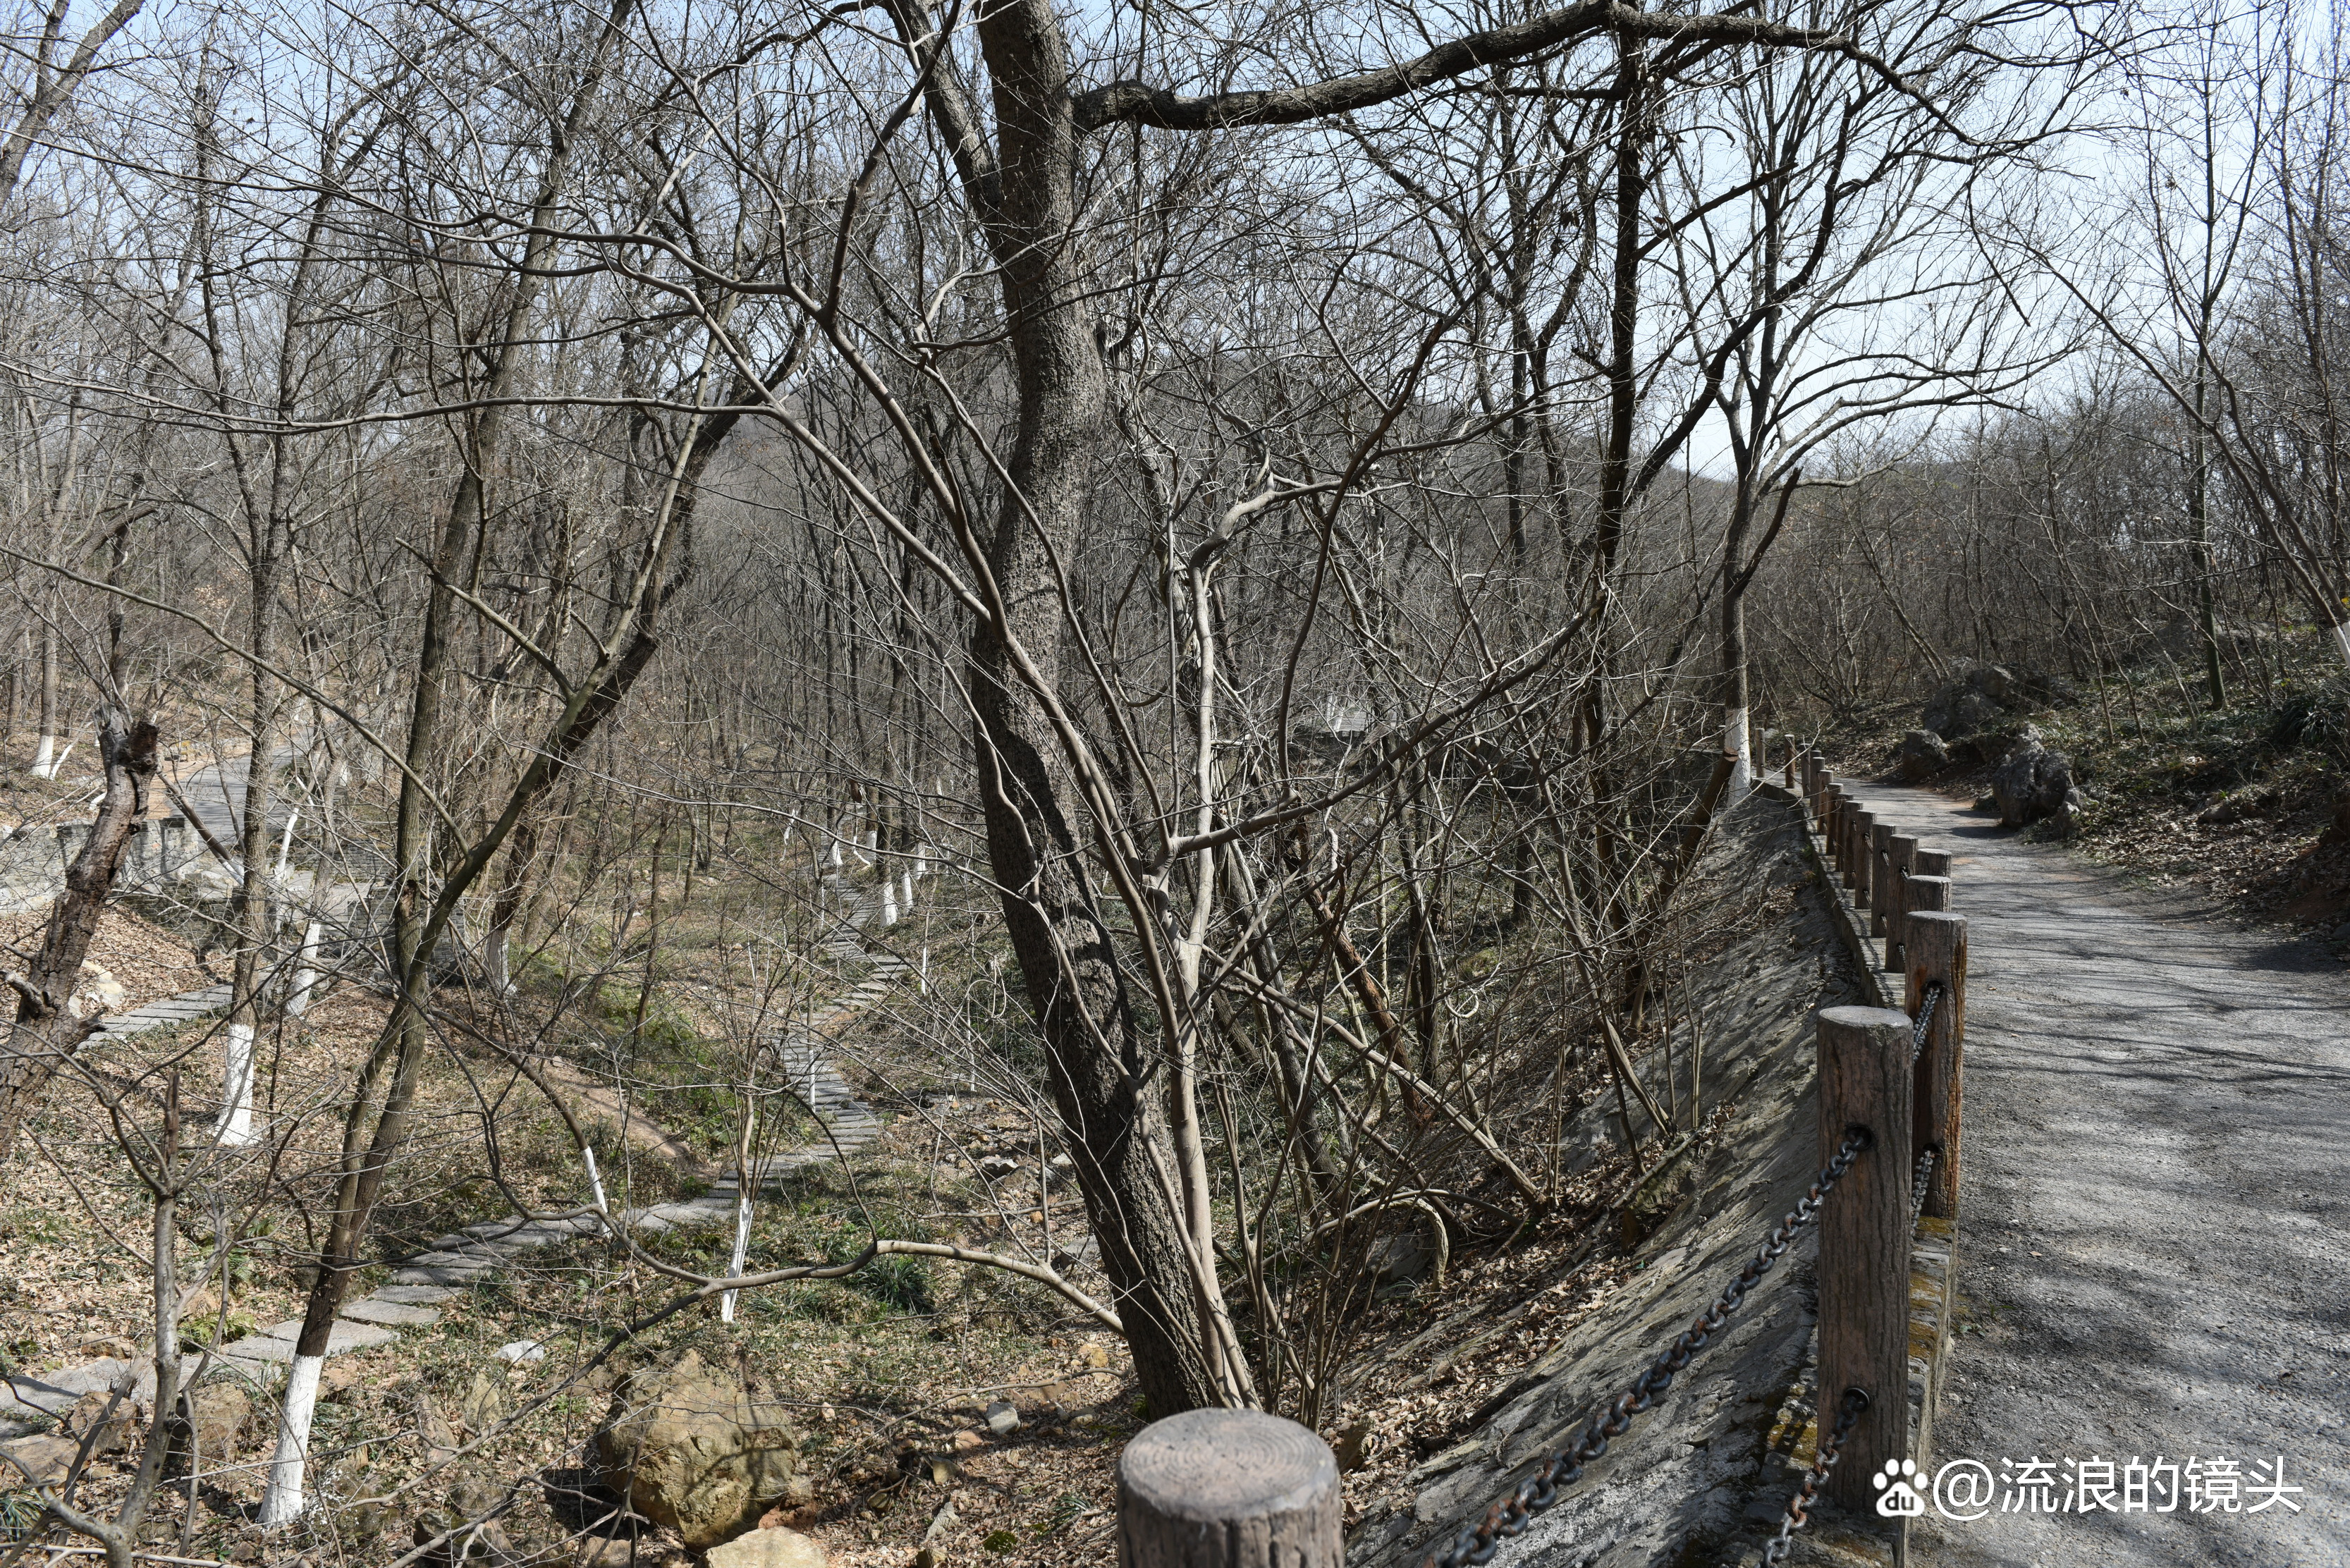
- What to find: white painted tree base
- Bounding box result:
[287,921,323,1016]
[1725,706,1754,800]
[257,1352,323,1526]
[216,1022,257,1146]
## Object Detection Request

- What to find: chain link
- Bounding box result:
[1758,1387,1871,1567]
[1416,1130,1873,1568]
[1909,981,1942,1065]
[1911,1146,1937,1222]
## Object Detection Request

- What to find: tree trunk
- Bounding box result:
[0,709,159,1159]
[32,618,56,777]
[962,0,1241,1416]
[259,0,643,1521]
[1721,474,1756,797]
[2188,365,2227,708]
[219,550,285,1147]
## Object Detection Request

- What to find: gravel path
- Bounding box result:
[1842,782,2350,1568]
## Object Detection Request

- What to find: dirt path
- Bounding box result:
[1841,782,2350,1568]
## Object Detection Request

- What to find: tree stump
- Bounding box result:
[1119,1409,1340,1567]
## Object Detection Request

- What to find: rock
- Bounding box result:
[1333,1421,1371,1473]
[413,1471,512,1560]
[457,1368,508,1437]
[595,1351,811,1550]
[1991,745,2079,829]
[494,1340,546,1365]
[62,1389,135,1454]
[2198,787,2279,826]
[1922,661,2073,742]
[68,961,127,1018]
[706,1533,826,1568]
[1949,722,2043,767]
[164,1383,249,1473]
[950,1428,985,1452]
[0,1433,78,1486]
[1076,1342,1110,1371]
[1922,685,2004,741]
[1894,730,1950,781]
[983,1400,1019,1435]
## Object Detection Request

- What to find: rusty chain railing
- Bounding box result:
[1417,1132,1872,1568]
[1758,1387,1871,1567]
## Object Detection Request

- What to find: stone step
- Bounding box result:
[408,1246,501,1268]
[222,1319,399,1364]
[391,1261,494,1287]
[369,1284,458,1305]
[340,1297,441,1328]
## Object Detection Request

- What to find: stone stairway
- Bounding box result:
[93,981,234,1038]
[4,862,928,1425]
[306,869,918,1352]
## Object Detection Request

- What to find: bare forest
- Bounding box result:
[0,0,2343,1563]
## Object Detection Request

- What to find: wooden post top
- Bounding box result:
[1120,1409,1340,1567]
[1907,874,1954,908]
[1816,1003,1915,1034]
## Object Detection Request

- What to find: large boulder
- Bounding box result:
[0,1433,77,1486]
[1991,745,2082,830]
[707,1529,827,1568]
[1894,729,1950,781]
[1921,661,2075,743]
[164,1383,249,1475]
[1921,684,2003,741]
[1950,722,2043,768]
[596,1352,812,1550]
[61,1389,135,1455]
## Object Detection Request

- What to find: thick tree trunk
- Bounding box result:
[0,709,159,1159]
[963,0,1240,1416]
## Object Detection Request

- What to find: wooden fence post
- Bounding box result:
[1903,849,1950,957]
[1118,1409,1341,1567]
[1885,834,1918,967]
[1845,809,1873,897]
[1868,822,1897,939]
[1815,1005,1914,1512]
[1904,874,1952,928]
[1823,782,1844,863]
[1904,912,1968,1221]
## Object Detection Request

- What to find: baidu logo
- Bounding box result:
[1874,1459,1928,1517]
